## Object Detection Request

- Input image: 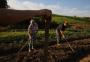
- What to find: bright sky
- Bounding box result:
[7,0,90,17]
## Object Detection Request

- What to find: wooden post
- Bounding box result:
[43,20,49,62]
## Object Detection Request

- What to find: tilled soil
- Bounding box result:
[0,38,90,62]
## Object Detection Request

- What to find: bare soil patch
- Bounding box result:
[0,38,90,62]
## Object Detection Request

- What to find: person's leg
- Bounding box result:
[31,33,36,49]
[28,34,31,52]
[56,30,60,46]
[31,35,33,49]
[57,35,59,44]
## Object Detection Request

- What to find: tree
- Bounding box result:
[0,0,8,8]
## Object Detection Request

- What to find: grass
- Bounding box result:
[0,15,90,43]
[52,15,90,30]
[0,29,90,43]
[0,32,26,37]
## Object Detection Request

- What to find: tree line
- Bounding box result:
[0,0,8,8]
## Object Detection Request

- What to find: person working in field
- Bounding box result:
[28,18,38,52]
[56,20,68,46]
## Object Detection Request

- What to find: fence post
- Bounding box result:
[43,20,49,62]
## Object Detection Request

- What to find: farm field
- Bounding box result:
[0,0,90,62]
[0,15,90,62]
[0,38,90,62]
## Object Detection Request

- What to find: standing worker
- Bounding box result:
[28,18,38,52]
[56,20,68,46]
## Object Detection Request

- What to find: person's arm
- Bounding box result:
[60,30,65,38]
[28,24,31,39]
[28,24,32,34]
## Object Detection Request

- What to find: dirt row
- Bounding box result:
[0,38,90,62]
